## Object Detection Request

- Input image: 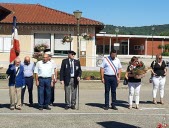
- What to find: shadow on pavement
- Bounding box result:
[53,103,65,108]
[85,103,104,108]
[0,104,10,109]
[139,101,153,104]
[97,121,140,128]
[86,100,129,109]
[23,103,66,109]
[24,103,39,110]
[115,100,128,108]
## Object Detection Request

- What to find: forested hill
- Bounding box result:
[101,24,169,36]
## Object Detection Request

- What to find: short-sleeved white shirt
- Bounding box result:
[100,56,122,75]
[50,59,57,69]
[34,60,54,77]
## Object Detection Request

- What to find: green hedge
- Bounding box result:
[0,73,7,79]
[57,71,125,80]
[81,71,125,80]
[162,52,169,56]
[0,71,126,80]
[59,71,126,80]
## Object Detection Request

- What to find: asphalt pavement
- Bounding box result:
[0,71,169,128]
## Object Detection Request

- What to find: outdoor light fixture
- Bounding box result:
[151,26,155,59]
[114,28,120,55]
[115,27,119,43]
[73,10,82,60]
[73,10,82,111]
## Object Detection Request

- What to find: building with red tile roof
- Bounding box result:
[0,3,104,67]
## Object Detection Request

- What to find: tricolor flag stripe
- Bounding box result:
[9,16,20,63]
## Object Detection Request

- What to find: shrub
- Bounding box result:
[53,71,126,80]
[162,52,169,56]
[0,73,7,79]
[82,71,126,80]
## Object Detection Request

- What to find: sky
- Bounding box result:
[0,0,169,27]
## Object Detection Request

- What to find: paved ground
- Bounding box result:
[0,71,169,128]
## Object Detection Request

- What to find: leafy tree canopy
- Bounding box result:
[101,24,169,36]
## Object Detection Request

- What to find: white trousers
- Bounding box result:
[152,76,166,98]
[128,82,141,105]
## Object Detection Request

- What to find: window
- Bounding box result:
[134,45,141,50]
[105,45,110,54]
[34,33,51,52]
[54,34,70,56]
[0,37,11,52]
[96,45,103,54]
[96,45,112,54]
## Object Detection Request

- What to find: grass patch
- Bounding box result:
[121,62,129,65]
[0,73,7,79]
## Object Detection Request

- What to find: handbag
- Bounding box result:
[123,78,128,85]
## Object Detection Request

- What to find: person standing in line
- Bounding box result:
[21,56,35,107]
[34,54,54,110]
[125,56,142,109]
[100,50,122,110]
[60,51,82,110]
[45,52,57,106]
[150,54,167,105]
[6,57,25,110]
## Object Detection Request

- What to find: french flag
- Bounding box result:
[10,16,20,63]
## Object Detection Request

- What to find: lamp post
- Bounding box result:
[73,10,82,110]
[73,10,82,60]
[151,26,155,59]
[115,28,119,54]
[115,28,119,43]
[99,31,106,56]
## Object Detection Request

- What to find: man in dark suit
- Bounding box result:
[60,51,82,110]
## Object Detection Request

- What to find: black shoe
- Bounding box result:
[39,107,43,110]
[71,105,76,110]
[49,103,54,106]
[10,107,15,110]
[103,106,109,110]
[111,105,118,110]
[29,103,33,107]
[44,106,51,110]
[65,105,70,110]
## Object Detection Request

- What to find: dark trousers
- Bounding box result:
[50,84,55,104]
[38,78,51,107]
[21,76,33,104]
[104,75,117,107]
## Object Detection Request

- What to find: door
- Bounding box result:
[121,42,128,55]
[80,51,86,66]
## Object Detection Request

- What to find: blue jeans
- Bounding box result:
[104,75,117,107]
[38,78,51,107]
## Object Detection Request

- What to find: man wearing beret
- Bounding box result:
[60,51,82,110]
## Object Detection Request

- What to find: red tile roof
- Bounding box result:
[0,3,104,26]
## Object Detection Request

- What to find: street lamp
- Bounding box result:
[115,28,119,55]
[115,28,119,43]
[73,10,82,60]
[151,26,155,59]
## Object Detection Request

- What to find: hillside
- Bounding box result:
[101,24,169,36]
